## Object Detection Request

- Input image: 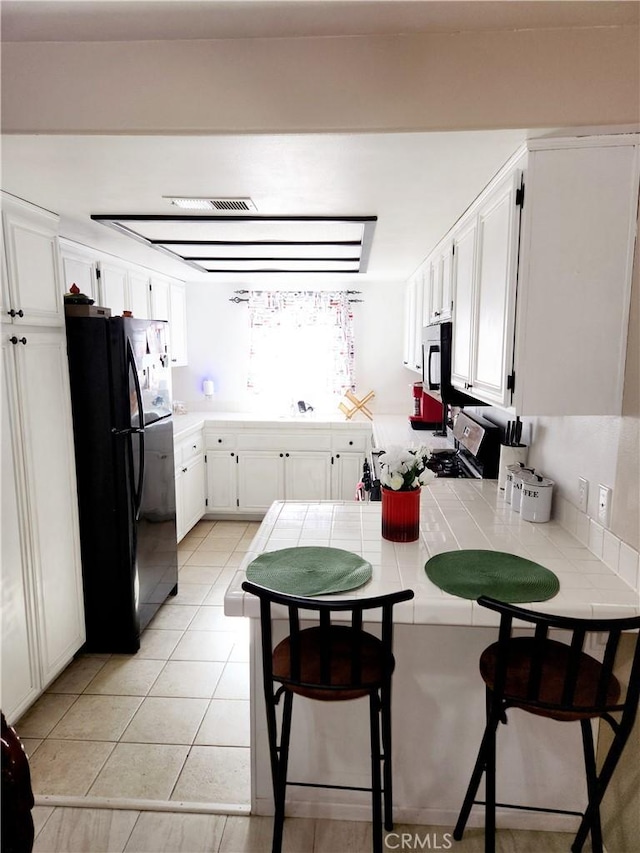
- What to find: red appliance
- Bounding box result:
[409,382,443,430]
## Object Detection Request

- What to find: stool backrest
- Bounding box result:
[478,596,640,720]
[242,581,414,694]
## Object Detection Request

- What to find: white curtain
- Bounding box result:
[247,291,355,413]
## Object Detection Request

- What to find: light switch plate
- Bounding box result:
[598,484,612,528]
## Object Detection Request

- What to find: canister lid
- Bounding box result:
[523,474,554,488]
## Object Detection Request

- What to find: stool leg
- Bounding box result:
[484,714,497,853]
[370,692,383,853]
[578,719,602,853]
[381,681,394,831]
[572,716,633,853]
[454,701,501,847]
[272,691,293,853]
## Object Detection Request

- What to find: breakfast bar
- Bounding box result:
[224,482,639,831]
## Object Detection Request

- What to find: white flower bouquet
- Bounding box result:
[378,445,437,492]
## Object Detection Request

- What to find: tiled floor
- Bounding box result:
[30,807,579,852]
[16,519,256,808]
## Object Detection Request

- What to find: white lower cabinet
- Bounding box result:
[201,424,372,516]
[1,329,86,723]
[174,435,206,542]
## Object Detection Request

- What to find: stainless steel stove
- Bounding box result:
[363,410,500,499]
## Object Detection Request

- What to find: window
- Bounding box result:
[247,290,355,413]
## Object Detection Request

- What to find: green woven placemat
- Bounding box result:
[425,550,560,602]
[245,546,372,597]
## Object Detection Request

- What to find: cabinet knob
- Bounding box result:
[230,452,235,457]
[9,336,27,345]
[285,453,289,457]
[7,309,24,318]
[336,453,341,459]
[279,453,284,458]
[182,467,187,473]
[348,440,353,446]
[218,438,222,443]
[193,444,197,449]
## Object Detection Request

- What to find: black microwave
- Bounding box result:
[422,322,486,407]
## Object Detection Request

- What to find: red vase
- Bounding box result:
[381,486,421,542]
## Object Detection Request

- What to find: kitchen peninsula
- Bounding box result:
[223,485,639,831]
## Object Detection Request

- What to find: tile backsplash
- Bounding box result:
[556,495,640,593]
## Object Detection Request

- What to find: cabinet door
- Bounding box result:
[2,197,63,326]
[206,451,238,512]
[169,283,188,366]
[150,277,171,322]
[98,261,128,316]
[331,452,364,501]
[451,217,477,389]
[439,244,454,322]
[285,452,331,501]
[14,329,85,685]
[402,277,416,369]
[1,342,40,723]
[470,170,521,407]
[175,466,185,542]
[127,270,150,320]
[60,244,98,302]
[237,452,285,512]
[180,456,206,537]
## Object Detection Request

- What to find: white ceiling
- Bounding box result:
[2,0,638,42]
[1,130,535,284]
[2,0,635,285]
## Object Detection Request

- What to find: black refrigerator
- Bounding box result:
[65,315,178,653]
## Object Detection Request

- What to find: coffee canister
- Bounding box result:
[511,468,536,512]
[521,474,554,523]
[505,464,534,505]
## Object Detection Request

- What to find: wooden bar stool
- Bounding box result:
[454,596,640,853]
[242,581,414,853]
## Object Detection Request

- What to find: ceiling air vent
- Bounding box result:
[165,196,257,211]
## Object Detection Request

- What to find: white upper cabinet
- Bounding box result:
[98,260,128,316]
[425,240,454,325]
[402,272,424,374]
[446,135,638,415]
[127,270,151,319]
[60,240,98,302]
[1,194,63,327]
[468,167,522,407]
[149,276,171,321]
[169,282,188,367]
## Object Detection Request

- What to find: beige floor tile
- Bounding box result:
[88,743,189,800]
[123,811,226,853]
[148,605,199,631]
[21,737,43,758]
[179,566,225,585]
[32,805,54,839]
[190,606,241,632]
[84,657,165,696]
[186,551,234,567]
[313,818,372,853]
[48,695,143,741]
[16,694,79,738]
[192,520,217,536]
[137,629,184,660]
[121,696,209,744]
[228,638,250,663]
[204,582,233,605]
[165,583,212,606]
[224,553,250,568]
[178,549,194,567]
[149,660,225,699]
[195,699,250,747]
[33,807,139,853]
[170,631,236,663]
[220,815,315,853]
[30,739,115,796]
[213,663,250,700]
[171,746,250,804]
[212,522,248,536]
[46,656,110,694]
[197,535,244,551]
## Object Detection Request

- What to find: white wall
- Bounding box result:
[172,280,411,417]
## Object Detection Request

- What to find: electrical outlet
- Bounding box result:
[598,484,612,528]
[578,477,589,512]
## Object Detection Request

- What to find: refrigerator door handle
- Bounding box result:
[127,340,146,519]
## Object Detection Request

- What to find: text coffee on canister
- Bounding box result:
[521,475,554,523]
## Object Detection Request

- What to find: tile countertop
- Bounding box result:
[172,411,374,442]
[224,480,639,627]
